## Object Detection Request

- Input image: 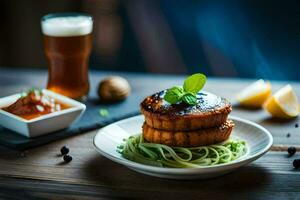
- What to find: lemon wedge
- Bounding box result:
[237,79,272,107]
[264,84,300,118]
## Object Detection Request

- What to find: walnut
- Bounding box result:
[97,76,131,102]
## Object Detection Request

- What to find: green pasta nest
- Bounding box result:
[117,134,247,168]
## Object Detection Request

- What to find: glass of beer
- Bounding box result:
[41,13,93,100]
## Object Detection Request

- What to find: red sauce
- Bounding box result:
[2,90,70,120]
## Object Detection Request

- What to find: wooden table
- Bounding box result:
[0,67,300,199]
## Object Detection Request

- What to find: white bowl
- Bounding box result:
[0,89,86,138]
[94,115,273,180]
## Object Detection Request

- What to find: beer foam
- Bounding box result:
[42,16,93,37]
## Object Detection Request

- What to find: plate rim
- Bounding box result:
[93,115,273,173]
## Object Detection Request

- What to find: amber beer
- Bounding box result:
[41,13,93,99]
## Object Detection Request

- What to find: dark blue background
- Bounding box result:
[160,0,299,80]
[91,0,299,80]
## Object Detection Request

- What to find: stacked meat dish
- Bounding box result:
[140,91,234,147]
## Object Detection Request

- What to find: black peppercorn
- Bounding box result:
[63,155,72,163]
[295,123,299,128]
[293,159,300,169]
[288,146,296,156]
[60,146,69,155]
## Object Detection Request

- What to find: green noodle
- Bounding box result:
[117,134,247,168]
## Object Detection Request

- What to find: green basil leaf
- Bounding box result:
[182,93,197,105]
[164,86,184,104]
[183,73,206,93]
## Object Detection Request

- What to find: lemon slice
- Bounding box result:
[264,84,300,118]
[237,79,272,107]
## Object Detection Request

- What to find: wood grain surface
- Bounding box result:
[0,67,300,200]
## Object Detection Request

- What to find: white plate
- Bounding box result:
[93,115,273,179]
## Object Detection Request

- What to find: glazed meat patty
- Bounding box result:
[142,120,234,147]
[140,91,232,131]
